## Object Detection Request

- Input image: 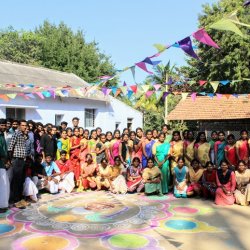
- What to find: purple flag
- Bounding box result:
[162,92,169,100]
[142,57,161,66]
[178,37,199,59]
[135,62,153,74]
[244,0,250,7]
[102,87,108,95]
[165,77,173,85]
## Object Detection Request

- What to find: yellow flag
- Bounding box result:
[120,86,127,95]
[181,92,189,100]
[227,10,250,28]
[6,93,17,99]
[141,85,150,93]
[210,81,220,92]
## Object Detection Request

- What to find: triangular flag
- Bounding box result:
[145,90,154,98]
[192,28,220,49]
[220,80,230,85]
[153,84,161,91]
[178,37,199,59]
[232,93,238,98]
[101,87,108,96]
[6,93,17,99]
[130,66,136,81]
[42,91,51,98]
[123,81,127,86]
[191,92,197,101]
[120,86,128,95]
[0,94,10,102]
[25,93,36,99]
[188,80,196,85]
[141,85,150,93]
[165,77,173,85]
[162,92,169,100]
[210,18,244,37]
[135,62,153,74]
[115,88,121,97]
[75,89,84,97]
[61,90,69,97]
[111,87,117,95]
[227,10,250,28]
[49,90,56,99]
[153,43,167,53]
[181,92,189,100]
[155,91,162,100]
[106,89,112,96]
[199,92,206,96]
[224,94,231,99]
[207,93,214,98]
[216,93,223,99]
[130,85,137,93]
[127,90,133,99]
[35,92,45,99]
[199,80,207,86]
[210,81,220,92]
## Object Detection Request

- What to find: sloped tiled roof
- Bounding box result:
[167,96,250,120]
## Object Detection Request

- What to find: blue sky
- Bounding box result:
[0,0,218,84]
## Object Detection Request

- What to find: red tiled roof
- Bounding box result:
[167,96,250,121]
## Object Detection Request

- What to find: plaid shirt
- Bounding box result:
[8,130,26,158]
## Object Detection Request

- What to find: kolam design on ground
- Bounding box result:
[0,220,23,238]
[169,204,214,216]
[8,192,172,237]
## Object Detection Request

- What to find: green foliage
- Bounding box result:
[181,0,250,93]
[0,21,115,83]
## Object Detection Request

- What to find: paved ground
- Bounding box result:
[0,191,249,250]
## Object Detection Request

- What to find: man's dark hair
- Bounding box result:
[72,117,79,121]
[0,118,7,125]
[61,121,68,126]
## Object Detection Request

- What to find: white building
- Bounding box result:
[0,60,143,131]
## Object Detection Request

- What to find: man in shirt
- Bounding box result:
[8,119,27,207]
[72,117,79,129]
[56,150,75,193]
[42,154,61,194]
[0,119,10,213]
[60,121,68,131]
[40,126,57,161]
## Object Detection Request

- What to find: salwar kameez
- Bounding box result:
[170,140,184,172]
[201,169,217,198]
[110,165,127,194]
[127,165,144,192]
[95,165,111,190]
[70,137,81,183]
[173,166,188,198]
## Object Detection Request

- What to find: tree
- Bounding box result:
[181,0,250,94]
[0,21,115,83]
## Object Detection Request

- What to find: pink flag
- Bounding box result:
[35,92,45,99]
[199,80,207,86]
[191,92,197,101]
[130,85,137,93]
[153,84,161,91]
[192,28,220,49]
[135,62,153,74]
[106,89,112,95]
[145,90,154,98]
[216,93,223,99]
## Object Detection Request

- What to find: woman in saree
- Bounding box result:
[187,159,204,196]
[110,130,121,165]
[214,131,226,167]
[173,157,189,198]
[142,130,155,168]
[152,129,159,142]
[66,127,73,139]
[127,157,144,193]
[80,154,97,190]
[79,129,89,167]
[131,128,143,162]
[79,127,84,139]
[201,161,217,199]
[119,133,132,167]
[234,161,250,206]
[56,130,70,160]
[183,130,195,168]
[236,130,249,165]
[209,131,218,165]
[70,128,81,185]
[88,129,98,163]
[224,134,237,170]
[194,132,211,167]
[105,131,113,164]
[152,132,171,194]
[170,131,184,173]
[95,158,111,191]
[142,158,162,196]
[109,156,127,194]
[215,160,236,206]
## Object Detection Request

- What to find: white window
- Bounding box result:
[127,118,133,130]
[115,122,121,130]
[55,114,64,126]
[6,108,25,120]
[85,109,95,127]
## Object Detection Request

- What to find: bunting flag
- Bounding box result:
[216,93,223,99]
[25,93,36,99]
[114,88,121,97]
[192,28,220,49]
[130,85,138,93]
[101,87,108,96]
[199,80,207,86]
[244,0,250,7]
[127,90,133,99]
[130,66,136,81]
[135,62,153,74]
[178,37,199,59]
[153,84,161,91]
[162,92,169,100]
[141,85,150,93]
[207,93,214,98]
[181,92,189,100]
[210,81,220,92]
[142,57,161,66]
[35,92,45,99]
[42,91,51,98]
[224,94,231,99]
[227,10,250,28]
[153,43,167,53]
[120,86,128,95]
[0,94,9,101]
[165,77,173,85]
[220,80,230,85]
[111,87,117,95]
[191,92,197,101]
[155,91,162,100]
[210,16,245,37]
[6,93,17,99]
[145,90,154,98]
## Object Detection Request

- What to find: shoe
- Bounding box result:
[0,208,8,213]
[14,201,26,209]
[20,200,30,207]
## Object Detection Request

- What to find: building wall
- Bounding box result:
[0,96,143,132]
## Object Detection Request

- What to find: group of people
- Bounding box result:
[0,117,250,213]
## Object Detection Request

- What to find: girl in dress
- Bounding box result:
[194,132,211,167]
[201,161,217,199]
[152,132,171,194]
[152,129,159,142]
[56,130,70,160]
[234,161,250,206]
[95,158,111,191]
[110,130,121,165]
[170,131,184,173]
[183,130,195,168]
[173,157,189,198]
[224,134,237,170]
[70,128,81,185]
[142,158,162,196]
[127,157,144,193]
[142,130,155,168]
[215,160,236,206]
[88,130,98,163]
